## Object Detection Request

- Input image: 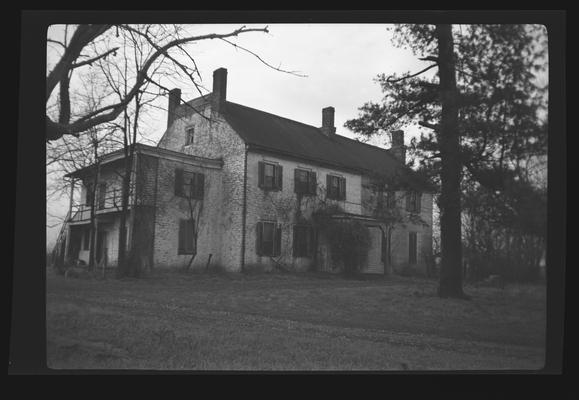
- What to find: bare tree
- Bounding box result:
[45,24,308,141]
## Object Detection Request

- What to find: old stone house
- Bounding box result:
[55,67,434,276]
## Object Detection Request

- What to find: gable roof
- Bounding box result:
[220,101,433,191]
[168,95,434,191]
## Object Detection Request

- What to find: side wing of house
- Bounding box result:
[156,98,246,272]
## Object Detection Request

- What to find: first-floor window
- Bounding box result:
[256,221,282,257]
[293,225,315,258]
[178,218,197,255]
[409,232,417,265]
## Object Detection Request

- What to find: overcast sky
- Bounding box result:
[46,23,429,248]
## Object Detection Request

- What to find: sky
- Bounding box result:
[46,23,428,249]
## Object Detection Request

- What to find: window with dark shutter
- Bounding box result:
[259,161,282,191]
[178,219,196,255]
[97,182,107,210]
[85,183,94,206]
[175,168,184,196]
[175,169,205,200]
[406,191,421,213]
[386,191,396,208]
[256,221,281,257]
[295,169,317,195]
[293,225,315,258]
[409,232,417,265]
[327,175,346,200]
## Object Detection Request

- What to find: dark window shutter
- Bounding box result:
[258,162,265,188]
[175,169,184,196]
[292,226,298,256]
[196,173,205,199]
[276,165,283,190]
[294,169,300,193]
[307,226,314,256]
[340,177,346,200]
[326,175,331,198]
[309,172,317,195]
[406,192,411,211]
[256,222,263,256]
[178,219,185,253]
[274,224,282,256]
[409,232,417,264]
[416,192,421,212]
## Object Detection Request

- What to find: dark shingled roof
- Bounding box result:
[222,101,401,172]
[170,96,433,191]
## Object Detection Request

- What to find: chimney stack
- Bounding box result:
[321,106,336,137]
[167,88,181,128]
[212,67,227,112]
[391,130,406,163]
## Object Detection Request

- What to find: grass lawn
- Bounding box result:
[46,269,546,371]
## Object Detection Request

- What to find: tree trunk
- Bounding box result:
[116,152,133,278]
[435,24,467,299]
[88,161,100,271]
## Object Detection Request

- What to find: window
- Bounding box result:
[294,169,317,195]
[386,190,396,208]
[178,219,196,255]
[258,161,283,190]
[175,169,205,199]
[185,127,195,146]
[326,175,346,200]
[256,221,282,257]
[97,182,107,210]
[406,191,421,213]
[409,232,417,265]
[85,183,94,206]
[293,225,315,258]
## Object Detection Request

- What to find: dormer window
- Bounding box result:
[185,126,195,146]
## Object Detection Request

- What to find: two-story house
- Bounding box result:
[55,67,434,276]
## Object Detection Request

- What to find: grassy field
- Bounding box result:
[46,269,546,371]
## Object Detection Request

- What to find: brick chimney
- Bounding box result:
[391,130,406,163]
[212,67,227,113]
[167,88,181,128]
[321,106,336,137]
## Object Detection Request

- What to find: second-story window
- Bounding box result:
[294,169,317,195]
[85,183,94,206]
[97,182,107,210]
[386,190,396,208]
[406,191,422,213]
[258,161,283,191]
[185,127,195,146]
[326,174,346,200]
[175,168,205,200]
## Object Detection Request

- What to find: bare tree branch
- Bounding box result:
[386,63,438,84]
